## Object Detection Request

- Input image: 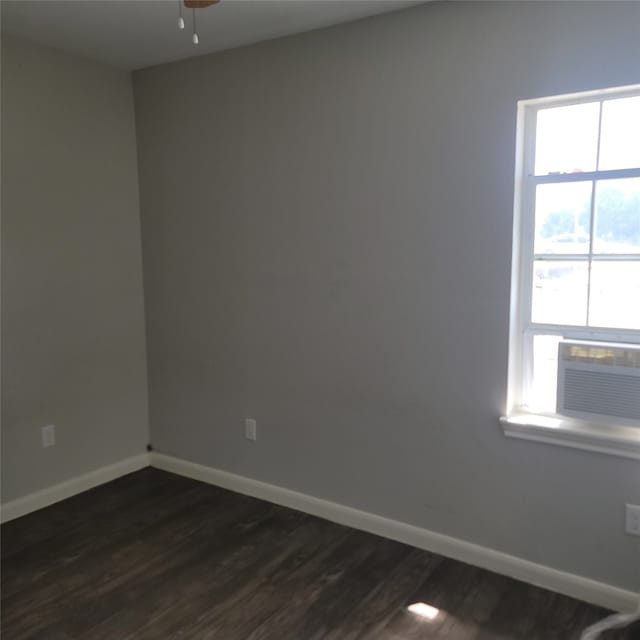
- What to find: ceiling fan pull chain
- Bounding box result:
[178,1,185,29]
[192,8,199,44]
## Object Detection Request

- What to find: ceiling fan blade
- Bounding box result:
[184,0,220,8]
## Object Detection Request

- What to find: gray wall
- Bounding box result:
[1,36,149,502]
[134,1,640,591]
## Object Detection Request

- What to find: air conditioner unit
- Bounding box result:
[556,340,640,423]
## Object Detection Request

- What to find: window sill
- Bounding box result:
[500,413,640,460]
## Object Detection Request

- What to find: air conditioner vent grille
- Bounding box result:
[564,369,640,421]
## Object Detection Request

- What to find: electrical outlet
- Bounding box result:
[626,504,640,536]
[245,418,257,441]
[41,424,56,448]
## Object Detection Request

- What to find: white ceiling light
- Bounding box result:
[177,0,220,46]
[407,602,440,620]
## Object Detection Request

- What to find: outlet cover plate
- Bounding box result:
[625,504,640,536]
[245,418,257,441]
[42,424,56,448]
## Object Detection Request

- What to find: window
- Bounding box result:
[507,85,640,437]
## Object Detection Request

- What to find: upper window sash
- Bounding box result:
[523,87,640,179]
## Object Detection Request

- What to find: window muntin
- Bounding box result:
[512,85,640,414]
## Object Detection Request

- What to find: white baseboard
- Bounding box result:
[1,453,150,523]
[150,452,639,613]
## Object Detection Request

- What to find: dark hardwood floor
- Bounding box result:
[1,468,637,639]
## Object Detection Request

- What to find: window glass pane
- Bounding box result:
[593,178,640,254]
[532,261,588,325]
[588,262,640,330]
[534,182,591,254]
[528,334,562,413]
[598,96,640,170]
[534,102,599,176]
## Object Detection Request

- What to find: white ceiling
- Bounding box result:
[1,0,424,70]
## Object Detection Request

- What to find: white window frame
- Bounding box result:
[503,84,640,459]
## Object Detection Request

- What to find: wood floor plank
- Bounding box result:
[2,486,272,639]
[86,508,324,639]
[245,533,418,640]
[1,472,207,599]
[324,549,443,640]
[62,500,293,639]
[1,469,636,640]
[157,521,359,639]
[1,468,187,560]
